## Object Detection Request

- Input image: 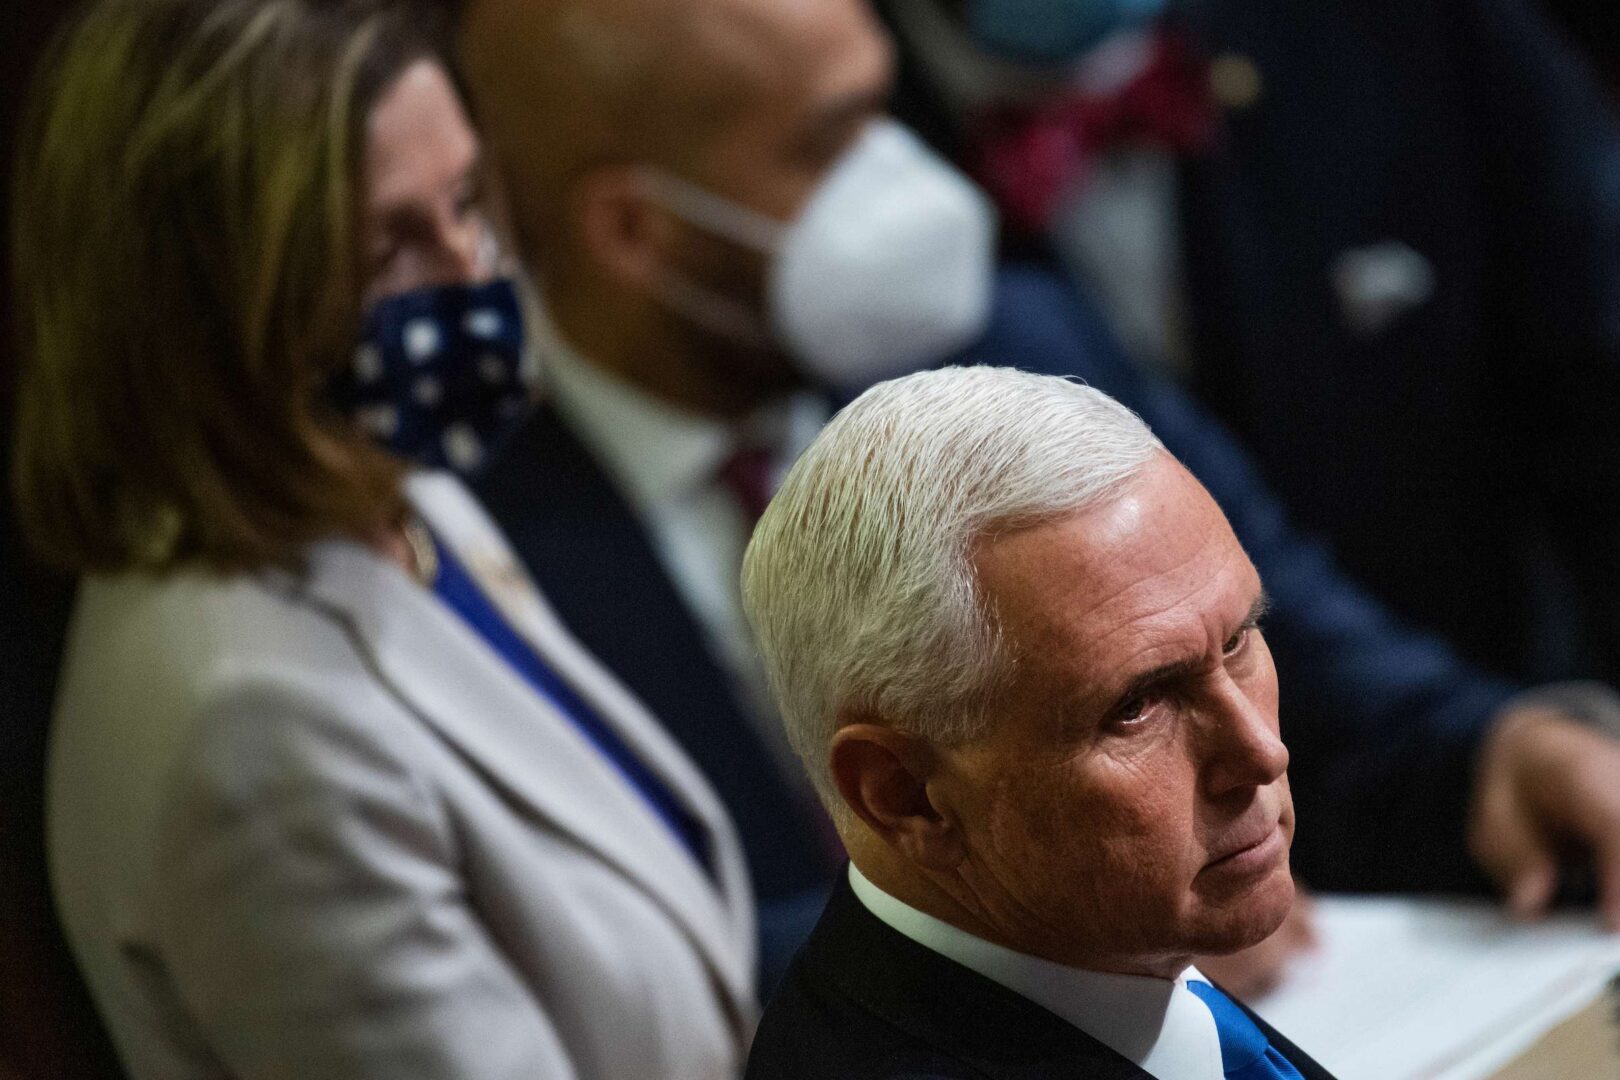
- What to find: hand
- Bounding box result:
[1196,884,1317,1002]
[1468,704,1620,928]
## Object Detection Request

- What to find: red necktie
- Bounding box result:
[969,31,1217,235]
[718,444,850,865]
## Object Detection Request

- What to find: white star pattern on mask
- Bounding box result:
[478,354,508,383]
[404,318,442,363]
[464,308,503,339]
[413,376,443,407]
[356,404,399,438]
[442,423,484,472]
[354,344,384,383]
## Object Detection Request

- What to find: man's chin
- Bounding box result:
[1191,863,1296,956]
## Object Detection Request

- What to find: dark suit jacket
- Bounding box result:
[745,875,1338,1080]
[885,0,1620,688]
[1180,0,1620,689]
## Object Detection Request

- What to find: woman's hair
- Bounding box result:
[12,0,446,573]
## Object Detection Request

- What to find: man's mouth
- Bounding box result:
[1203,818,1285,874]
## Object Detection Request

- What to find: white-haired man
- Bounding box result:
[741,366,1333,1080]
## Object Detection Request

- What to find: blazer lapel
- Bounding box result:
[805,879,1153,1080]
[407,473,756,925]
[472,404,836,900]
[290,479,756,1030]
[471,405,755,763]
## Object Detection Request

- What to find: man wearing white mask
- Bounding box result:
[456,0,1620,1003]
[455,0,994,990]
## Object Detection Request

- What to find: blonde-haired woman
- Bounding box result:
[12,1,756,1076]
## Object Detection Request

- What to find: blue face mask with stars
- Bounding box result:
[331,278,530,477]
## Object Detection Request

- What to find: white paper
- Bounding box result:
[1249,896,1620,1080]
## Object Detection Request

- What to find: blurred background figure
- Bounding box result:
[875,0,1620,694]
[453,0,1620,1003]
[11,0,755,1076]
[455,0,910,989]
[1538,1,1620,103]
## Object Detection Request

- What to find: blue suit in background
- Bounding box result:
[476,262,1518,993]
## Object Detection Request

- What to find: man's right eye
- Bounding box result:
[1222,626,1251,657]
[1107,695,1155,730]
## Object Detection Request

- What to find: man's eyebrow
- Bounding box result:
[1103,589,1273,709]
[1108,656,1202,712]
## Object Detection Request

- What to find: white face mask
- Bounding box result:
[639,119,998,386]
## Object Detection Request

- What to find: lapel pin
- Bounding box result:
[1209,53,1263,111]
[1331,240,1436,337]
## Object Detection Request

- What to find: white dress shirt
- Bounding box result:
[849,864,1228,1080]
[535,308,828,768]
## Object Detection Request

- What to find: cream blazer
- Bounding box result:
[47,472,757,1080]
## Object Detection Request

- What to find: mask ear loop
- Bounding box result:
[632,169,786,349]
[474,219,506,280]
[653,272,775,350]
[635,168,788,253]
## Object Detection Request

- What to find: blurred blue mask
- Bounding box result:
[965,0,1170,65]
[331,278,530,476]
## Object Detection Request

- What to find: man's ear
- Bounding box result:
[829,723,966,871]
[572,165,681,290]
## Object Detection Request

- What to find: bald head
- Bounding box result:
[456,0,892,264]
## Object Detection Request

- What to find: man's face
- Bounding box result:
[685,0,895,222]
[938,453,1294,976]
[643,0,896,357]
[456,0,898,410]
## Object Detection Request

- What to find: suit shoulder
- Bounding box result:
[53,568,430,835]
[955,263,1131,386]
[747,967,991,1080]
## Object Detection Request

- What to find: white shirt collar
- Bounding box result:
[848,863,1226,1080]
[534,299,824,513]
[538,313,731,510]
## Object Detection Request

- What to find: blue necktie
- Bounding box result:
[1187,980,1306,1080]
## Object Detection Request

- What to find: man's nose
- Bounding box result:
[1199,674,1289,796]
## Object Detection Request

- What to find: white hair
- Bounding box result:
[741,365,1163,810]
